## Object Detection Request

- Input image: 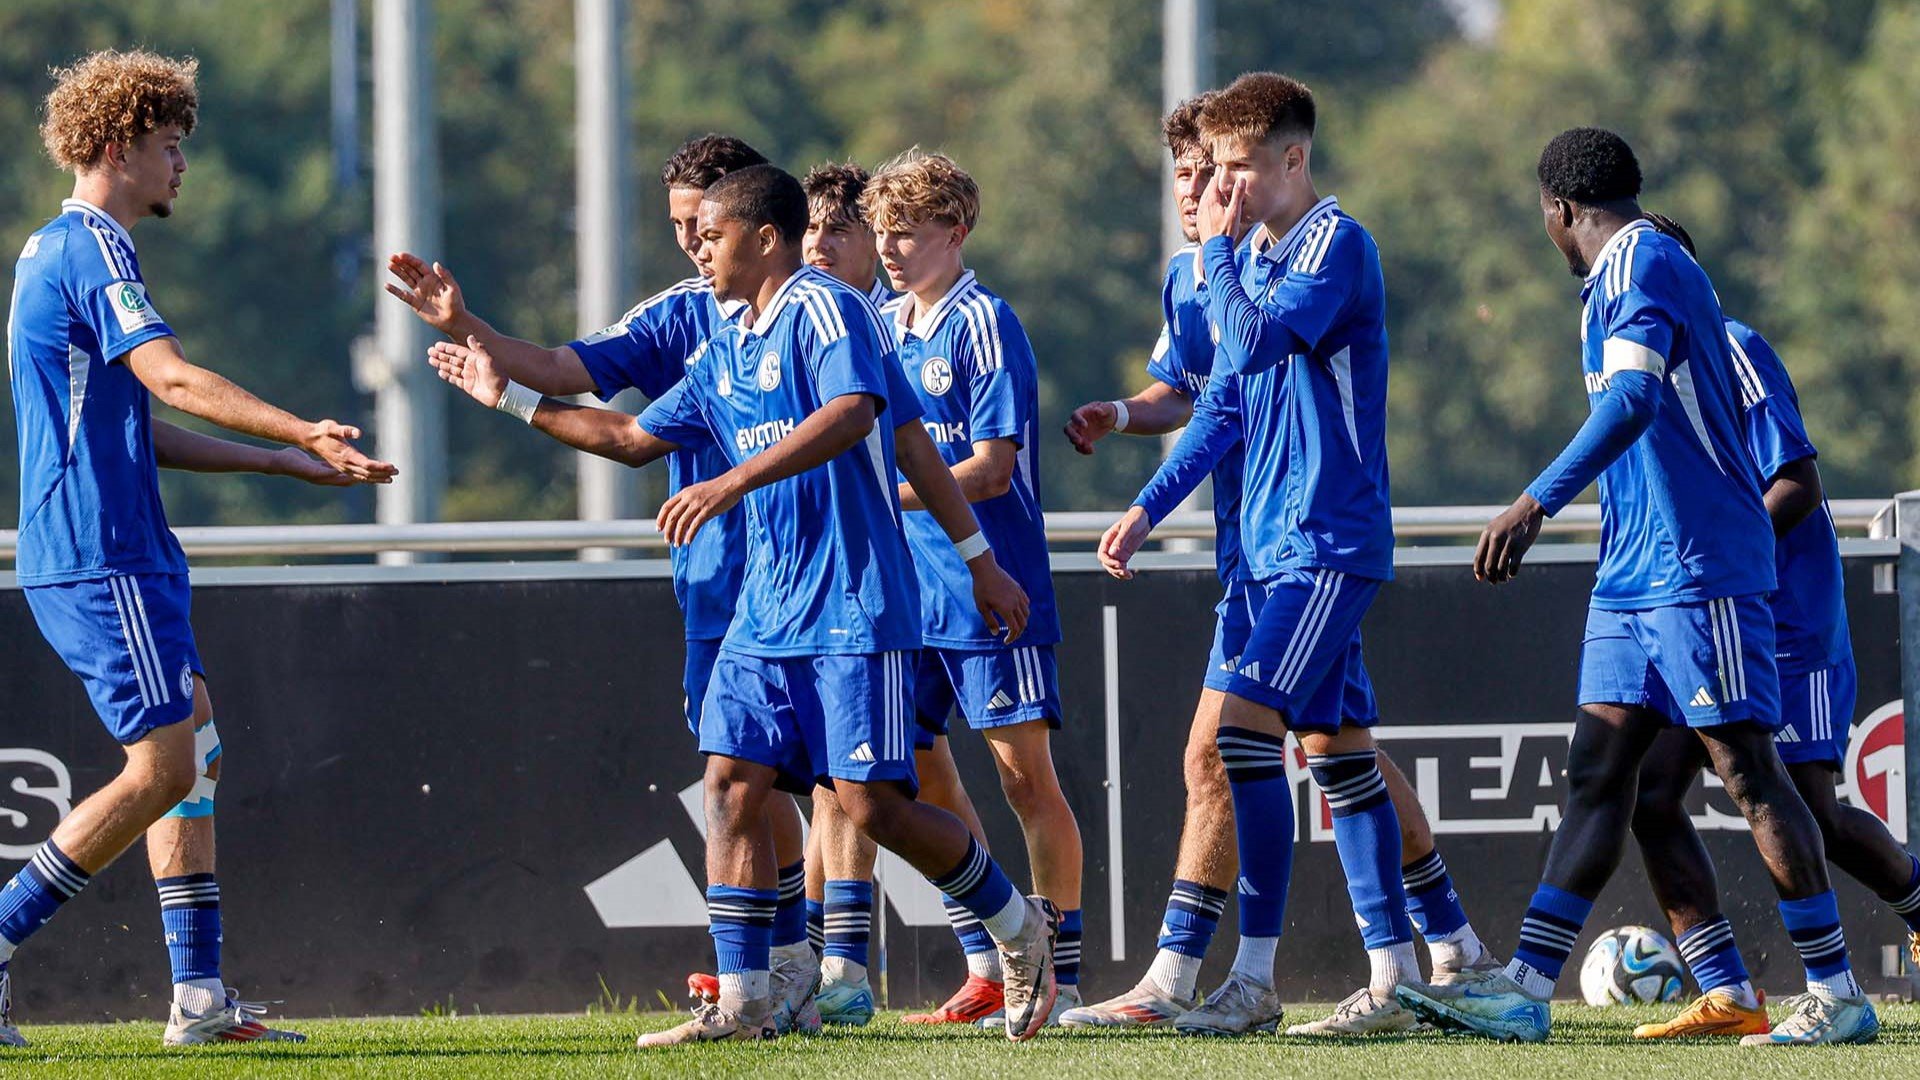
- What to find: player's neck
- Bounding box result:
[69,174,143,232]
[1259,180,1322,242]
[1575,204,1645,272]
[909,262,966,324]
[742,256,804,327]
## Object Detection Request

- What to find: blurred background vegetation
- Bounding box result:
[4,0,1916,529]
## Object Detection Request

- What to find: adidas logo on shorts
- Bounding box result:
[849,742,876,763]
[1690,687,1716,708]
[987,690,1015,711]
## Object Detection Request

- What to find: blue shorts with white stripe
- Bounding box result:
[699,647,920,796]
[1577,595,1781,730]
[913,643,1062,745]
[1773,655,1857,767]
[1202,567,1382,732]
[24,572,202,744]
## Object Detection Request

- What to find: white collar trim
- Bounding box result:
[898,269,978,341]
[62,197,135,251]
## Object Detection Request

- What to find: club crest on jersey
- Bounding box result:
[757,350,782,392]
[921,356,954,396]
[180,664,195,700]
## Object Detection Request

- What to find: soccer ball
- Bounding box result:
[1578,925,1687,1005]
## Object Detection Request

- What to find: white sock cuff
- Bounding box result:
[980,892,1029,943]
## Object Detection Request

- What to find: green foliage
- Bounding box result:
[3,0,1914,533]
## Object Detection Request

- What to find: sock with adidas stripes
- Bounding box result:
[1676,915,1756,1007]
[1780,891,1861,998]
[806,897,826,954]
[0,839,91,965]
[930,836,1026,946]
[1153,879,1225,999]
[1885,854,1920,933]
[1217,725,1293,985]
[157,873,223,989]
[1056,908,1083,986]
[771,861,808,949]
[823,879,873,971]
[1507,883,1593,999]
[708,884,776,1008]
[1401,849,1469,940]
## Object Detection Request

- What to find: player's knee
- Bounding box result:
[1183,733,1225,793]
[162,719,221,819]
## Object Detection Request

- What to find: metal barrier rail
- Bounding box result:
[0,499,1893,560]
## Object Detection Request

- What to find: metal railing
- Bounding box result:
[0,499,1893,561]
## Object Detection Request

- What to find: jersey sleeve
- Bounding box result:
[568,289,703,401]
[1263,218,1364,355]
[1135,371,1242,523]
[67,232,173,362]
[805,289,896,412]
[635,360,715,449]
[961,299,1032,444]
[1145,257,1190,393]
[1730,327,1817,479]
[1599,260,1681,377]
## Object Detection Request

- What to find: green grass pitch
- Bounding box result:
[5,1003,1917,1078]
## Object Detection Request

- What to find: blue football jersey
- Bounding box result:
[1565,221,1775,609]
[9,200,186,585]
[886,271,1060,648]
[1725,318,1849,671]
[637,266,924,657]
[1146,244,1246,589]
[1200,196,1393,582]
[570,277,747,639]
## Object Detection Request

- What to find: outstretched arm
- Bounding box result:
[1476,368,1662,583]
[386,253,597,396]
[1064,380,1194,453]
[122,337,395,483]
[152,420,355,486]
[655,392,878,547]
[427,337,677,468]
[896,420,1031,642]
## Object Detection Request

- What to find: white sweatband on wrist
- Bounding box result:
[953,531,991,562]
[496,380,542,425]
[1110,400,1132,433]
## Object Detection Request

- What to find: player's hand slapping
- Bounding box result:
[1198,174,1253,247]
[968,555,1030,643]
[1097,506,1153,580]
[1063,400,1121,455]
[299,421,397,483]
[1474,494,1546,584]
[427,336,510,409]
[385,253,470,337]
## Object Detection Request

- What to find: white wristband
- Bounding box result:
[953,531,991,562]
[1110,399,1131,433]
[496,379,542,425]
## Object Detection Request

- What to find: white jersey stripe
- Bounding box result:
[123,575,172,705]
[1282,571,1345,692]
[107,576,157,707]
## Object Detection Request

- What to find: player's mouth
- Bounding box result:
[808,256,834,269]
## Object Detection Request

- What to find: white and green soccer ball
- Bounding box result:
[1579,925,1688,1006]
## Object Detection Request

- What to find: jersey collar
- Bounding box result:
[897,269,977,341]
[1257,195,1339,263]
[746,265,821,335]
[61,197,136,252]
[1581,217,1654,291]
[866,277,893,307]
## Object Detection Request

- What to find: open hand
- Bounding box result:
[1063,400,1119,455]
[300,420,397,483]
[1098,506,1154,580]
[385,253,468,336]
[269,445,358,487]
[427,336,509,409]
[1474,494,1546,584]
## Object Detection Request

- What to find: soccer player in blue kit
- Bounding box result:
[1622,213,1920,1041]
[4,50,393,1047]
[424,165,1061,1046]
[1395,129,1877,1046]
[1096,73,1424,1036]
[1080,90,1490,1034]
[387,137,835,1028]
[860,150,1088,1029]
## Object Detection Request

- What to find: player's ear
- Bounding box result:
[758,222,779,256]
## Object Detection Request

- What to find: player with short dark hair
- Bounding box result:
[1075,90,1493,1034]
[6,48,394,1047]
[1395,128,1878,1046]
[1100,71,1419,1036]
[386,134,827,1031]
[426,162,1061,1047]
[1623,213,1920,1040]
